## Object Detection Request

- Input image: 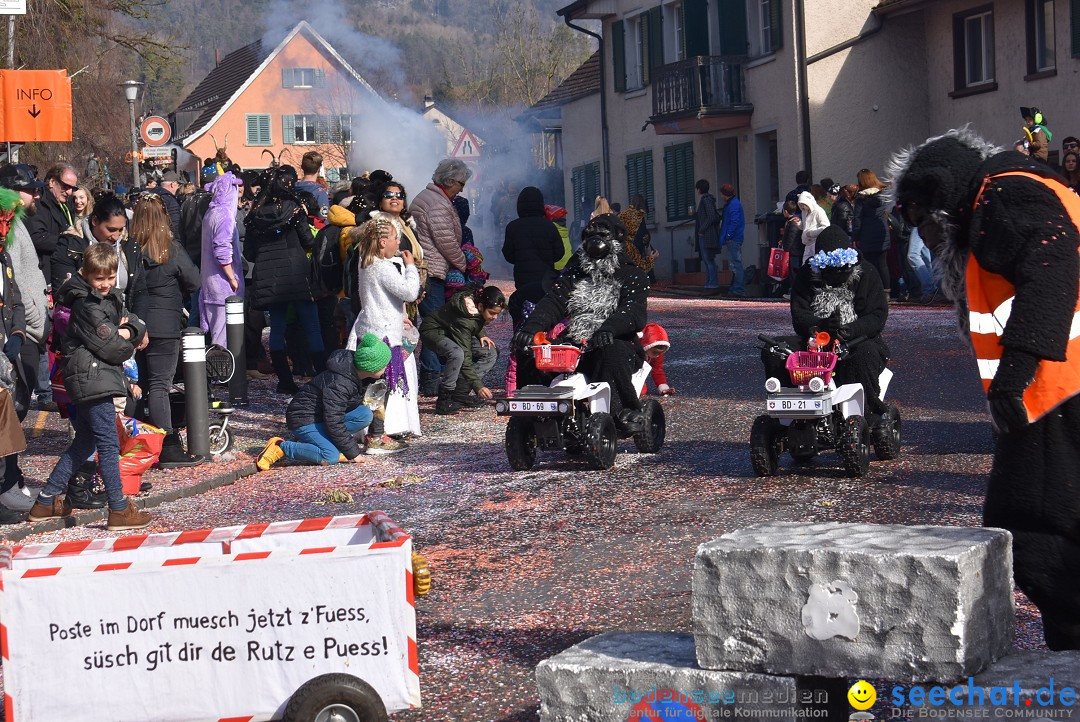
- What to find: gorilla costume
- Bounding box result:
[513,214,649,430]
[890,126,1080,650]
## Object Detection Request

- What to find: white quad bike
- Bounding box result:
[495,343,666,470]
[751,333,901,477]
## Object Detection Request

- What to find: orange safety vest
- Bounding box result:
[966,170,1080,422]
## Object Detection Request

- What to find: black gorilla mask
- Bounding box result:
[581,214,626,260]
[583,230,613,260]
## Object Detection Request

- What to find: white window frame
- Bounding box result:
[665,1,685,62]
[294,114,318,144]
[1033,0,1055,72]
[963,10,995,87]
[759,0,772,55]
[293,68,317,88]
[626,15,645,90]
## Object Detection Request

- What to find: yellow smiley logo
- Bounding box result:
[848,680,877,710]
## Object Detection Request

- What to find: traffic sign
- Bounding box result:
[0,1,27,15]
[0,70,72,142]
[451,129,481,159]
[140,115,171,146]
[141,146,174,158]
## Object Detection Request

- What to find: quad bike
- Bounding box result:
[495,339,666,470]
[751,332,901,477]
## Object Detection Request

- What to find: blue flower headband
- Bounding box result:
[808,247,859,271]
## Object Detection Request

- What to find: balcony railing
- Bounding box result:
[651,56,750,120]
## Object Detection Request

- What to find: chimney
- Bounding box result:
[215,48,220,66]
[423,95,435,110]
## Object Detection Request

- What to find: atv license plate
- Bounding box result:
[509,400,559,413]
[767,399,822,411]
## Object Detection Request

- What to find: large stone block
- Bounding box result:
[536,631,847,722]
[693,522,1014,682]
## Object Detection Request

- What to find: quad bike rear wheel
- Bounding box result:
[872,403,902,460]
[505,417,537,470]
[583,412,618,470]
[750,414,782,476]
[633,399,666,453]
[838,415,871,476]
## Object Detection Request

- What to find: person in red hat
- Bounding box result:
[640,323,674,395]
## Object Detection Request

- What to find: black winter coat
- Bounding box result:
[852,189,890,253]
[132,242,201,339]
[25,192,74,285]
[52,230,144,311]
[286,349,369,460]
[790,259,888,345]
[57,273,146,405]
[831,198,855,236]
[502,187,563,302]
[150,187,182,239]
[0,252,26,343]
[244,200,315,309]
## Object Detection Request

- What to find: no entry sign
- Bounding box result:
[0,70,72,142]
[140,116,171,146]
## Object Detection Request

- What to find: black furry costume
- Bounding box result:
[763,226,890,415]
[890,127,1080,649]
[515,214,649,425]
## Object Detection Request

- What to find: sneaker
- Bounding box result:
[451,389,484,409]
[256,437,285,471]
[0,505,25,525]
[0,483,39,512]
[246,369,270,381]
[106,498,152,531]
[364,435,407,455]
[28,495,73,522]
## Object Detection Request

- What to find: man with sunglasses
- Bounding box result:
[25,163,78,286]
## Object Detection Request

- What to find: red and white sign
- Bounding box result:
[140,115,171,146]
[0,513,420,721]
[451,129,481,160]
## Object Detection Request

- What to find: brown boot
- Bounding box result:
[107,497,152,531]
[28,495,73,522]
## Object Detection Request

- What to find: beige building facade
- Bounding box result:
[548,0,1080,283]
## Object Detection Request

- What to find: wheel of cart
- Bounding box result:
[284,673,388,722]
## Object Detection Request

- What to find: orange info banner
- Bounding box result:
[0,69,73,142]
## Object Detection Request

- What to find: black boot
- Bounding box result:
[451,386,483,409]
[435,389,462,415]
[616,408,646,433]
[418,371,440,398]
[157,431,204,468]
[270,351,299,394]
[67,464,108,509]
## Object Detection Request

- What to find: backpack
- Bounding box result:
[344,239,362,316]
[312,225,345,297]
[179,190,212,265]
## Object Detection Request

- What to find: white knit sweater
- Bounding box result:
[346,256,421,350]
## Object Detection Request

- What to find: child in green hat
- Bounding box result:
[257,333,393,470]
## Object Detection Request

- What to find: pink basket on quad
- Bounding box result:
[786,350,838,386]
[532,345,582,373]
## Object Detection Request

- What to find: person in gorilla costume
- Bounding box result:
[512,213,649,431]
[890,126,1080,650]
[761,224,891,432]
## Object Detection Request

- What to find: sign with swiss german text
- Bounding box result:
[0,70,73,142]
[0,1,27,15]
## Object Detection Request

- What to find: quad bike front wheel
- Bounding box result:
[872,403,902,460]
[633,399,666,453]
[838,415,871,476]
[750,415,782,476]
[583,412,618,470]
[505,417,537,470]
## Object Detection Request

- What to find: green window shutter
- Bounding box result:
[644,152,655,221]
[612,20,627,92]
[281,68,293,88]
[665,146,678,221]
[665,143,694,221]
[646,7,664,84]
[684,0,710,57]
[627,153,641,209]
[718,0,748,57]
[315,68,327,88]
[1072,0,1080,57]
[626,151,655,221]
[259,115,271,145]
[247,115,259,145]
[282,114,295,145]
[770,0,783,51]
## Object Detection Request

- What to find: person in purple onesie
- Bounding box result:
[199,171,244,345]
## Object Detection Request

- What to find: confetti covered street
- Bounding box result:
[6,293,1044,720]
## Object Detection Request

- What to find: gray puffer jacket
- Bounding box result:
[58,272,145,405]
[409,183,465,281]
[11,220,48,345]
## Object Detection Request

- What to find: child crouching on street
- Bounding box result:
[256,333,391,470]
[29,243,152,531]
[420,285,504,415]
[641,323,675,396]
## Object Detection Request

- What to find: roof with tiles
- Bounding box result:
[173,38,272,140]
[530,51,600,112]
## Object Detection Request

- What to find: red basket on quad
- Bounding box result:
[532,344,582,373]
[786,350,838,386]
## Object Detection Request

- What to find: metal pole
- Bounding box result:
[127,98,140,191]
[225,295,248,407]
[6,15,13,69]
[182,329,210,459]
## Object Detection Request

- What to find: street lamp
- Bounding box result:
[118,80,143,192]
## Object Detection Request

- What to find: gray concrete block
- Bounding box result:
[536,631,846,722]
[693,522,1014,682]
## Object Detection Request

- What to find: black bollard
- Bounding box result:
[225,295,248,407]
[182,328,210,459]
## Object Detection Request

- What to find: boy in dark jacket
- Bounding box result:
[420,286,504,415]
[256,333,390,469]
[502,187,563,327]
[29,243,152,531]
